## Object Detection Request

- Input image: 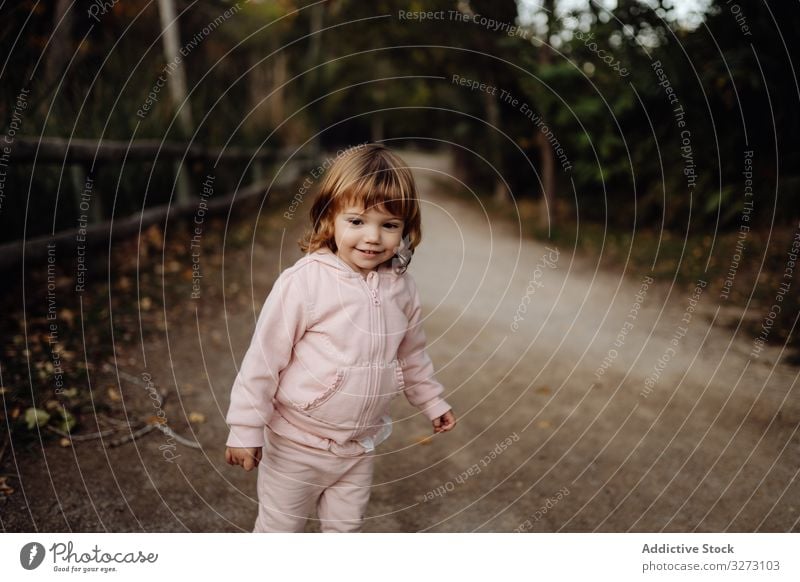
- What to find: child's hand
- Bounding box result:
[433,410,457,434]
[225,446,262,471]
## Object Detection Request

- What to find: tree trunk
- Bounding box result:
[537,0,557,229]
[40,0,73,117]
[270,51,288,128]
[46,0,72,82]
[156,0,193,135]
[305,2,324,155]
[370,115,384,142]
[484,89,508,202]
[248,48,287,131]
[156,0,193,205]
[536,130,556,229]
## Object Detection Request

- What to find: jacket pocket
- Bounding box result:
[294,363,404,433]
[289,368,346,412]
[299,366,372,430]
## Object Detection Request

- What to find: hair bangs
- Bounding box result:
[339,166,415,220]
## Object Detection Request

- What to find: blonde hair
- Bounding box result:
[299,144,422,260]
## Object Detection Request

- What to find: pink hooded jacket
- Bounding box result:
[225,248,451,456]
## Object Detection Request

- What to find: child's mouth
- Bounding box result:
[357,249,382,257]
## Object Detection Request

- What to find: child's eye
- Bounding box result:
[347,218,363,225]
[384,223,401,229]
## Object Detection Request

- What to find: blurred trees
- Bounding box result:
[308,0,799,231]
[511,0,800,231]
[1,0,798,244]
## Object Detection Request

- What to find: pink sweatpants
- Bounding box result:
[253,428,375,533]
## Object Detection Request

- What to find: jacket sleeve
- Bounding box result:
[225,269,308,448]
[396,274,451,421]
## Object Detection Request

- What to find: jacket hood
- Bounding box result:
[306,247,398,277]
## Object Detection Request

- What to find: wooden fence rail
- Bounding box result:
[0,137,316,270]
[6,136,288,164]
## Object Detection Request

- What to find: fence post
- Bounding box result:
[70,164,102,223]
[175,161,192,205]
[251,160,264,185]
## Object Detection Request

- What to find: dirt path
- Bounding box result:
[375,150,800,532]
[5,150,798,532]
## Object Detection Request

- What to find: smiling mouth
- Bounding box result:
[357,249,383,257]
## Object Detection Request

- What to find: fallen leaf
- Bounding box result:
[145,224,163,247]
[0,476,14,497]
[146,416,167,425]
[535,386,551,395]
[536,420,552,430]
[25,408,50,429]
[59,308,75,326]
[55,409,77,433]
[188,411,205,424]
[106,387,121,402]
[415,434,433,446]
[59,438,72,448]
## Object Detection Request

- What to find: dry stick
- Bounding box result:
[101,362,201,449]
[154,424,202,449]
[47,425,117,441]
[97,413,136,428]
[107,424,158,448]
[45,363,202,449]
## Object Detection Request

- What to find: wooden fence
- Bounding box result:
[0,137,316,270]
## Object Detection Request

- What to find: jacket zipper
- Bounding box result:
[352,272,381,439]
[366,272,384,431]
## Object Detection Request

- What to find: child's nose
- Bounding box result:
[364,226,381,242]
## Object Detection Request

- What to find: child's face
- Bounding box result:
[333,204,404,277]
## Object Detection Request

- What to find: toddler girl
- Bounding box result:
[224,143,456,532]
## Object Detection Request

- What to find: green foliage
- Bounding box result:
[2,0,798,238]
[25,408,50,430]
